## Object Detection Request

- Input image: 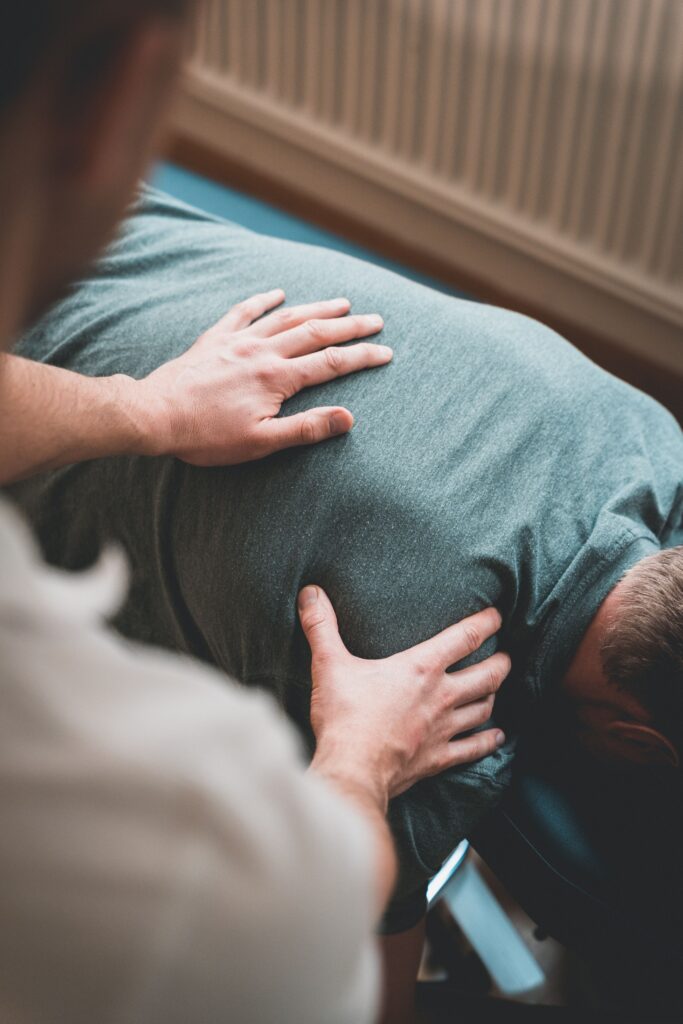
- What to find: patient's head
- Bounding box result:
[562,547,683,770]
[0,0,190,337]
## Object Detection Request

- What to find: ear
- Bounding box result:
[52,17,181,194]
[607,721,680,769]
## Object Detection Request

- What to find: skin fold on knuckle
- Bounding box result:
[323,345,343,373]
[270,309,293,330]
[306,319,327,345]
[484,663,500,693]
[254,359,276,385]
[299,415,320,445]
[462,622,482,655]
[233,338,259,360]
[411,657,432,684]
[301,606,328,635]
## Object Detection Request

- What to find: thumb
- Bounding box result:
[298,585,346,660]
[264,407,354,452]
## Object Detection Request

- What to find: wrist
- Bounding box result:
[113,374,170,458]
[311,738,390,815]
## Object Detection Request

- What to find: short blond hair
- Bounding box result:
[601,547,683,752]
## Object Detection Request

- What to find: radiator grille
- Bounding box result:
[180,0,683,364]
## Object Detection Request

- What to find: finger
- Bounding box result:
[411,607,503,671]
[215,289,286,332]
[274,313,385,357]
[444,652,511,707]
[298,585,347,661]
[249,298,352,337]
[438,728,507,771]
[290,342,393,391]
[446,694,496,738]
[260,407,354,454]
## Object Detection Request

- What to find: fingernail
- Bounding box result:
[334,297,351,306]
[495,730,506,747]
[377,345,393,358]
[367,315,384,328]
[329,413,349,435]
[298,586,318,609]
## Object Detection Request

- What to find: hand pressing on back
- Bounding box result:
[138,289,391,464]
[301,586,509,804]
[300,585,509,913]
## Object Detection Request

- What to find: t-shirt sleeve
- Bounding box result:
[0,537,379,1024]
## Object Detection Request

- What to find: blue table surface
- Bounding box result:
[151,161,470,300]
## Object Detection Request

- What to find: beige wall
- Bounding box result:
[174,0,683,374]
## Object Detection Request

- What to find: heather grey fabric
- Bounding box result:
[9,187,683,930]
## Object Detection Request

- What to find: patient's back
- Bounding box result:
[11,188,683,900]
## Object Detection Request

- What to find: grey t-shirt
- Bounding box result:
[10,187,683,916]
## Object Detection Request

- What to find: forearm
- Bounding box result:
[310,743,397,916]
[0,354,153,484]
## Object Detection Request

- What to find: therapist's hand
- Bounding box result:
[137,289,391,464]
[301,585,509,804]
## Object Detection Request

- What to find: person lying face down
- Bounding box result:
[11,186,683,933]
[561,547,682,769]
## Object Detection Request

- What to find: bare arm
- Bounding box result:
[0,354,148,483]
[0,291,390,485]
[300,585,509,914]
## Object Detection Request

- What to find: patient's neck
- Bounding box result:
[560,581,624,699]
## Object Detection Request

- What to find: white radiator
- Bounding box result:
[174,0,683,372]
